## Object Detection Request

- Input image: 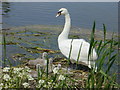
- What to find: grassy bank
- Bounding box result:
[0,23,119,89]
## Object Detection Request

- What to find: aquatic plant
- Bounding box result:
[85,22,119,88]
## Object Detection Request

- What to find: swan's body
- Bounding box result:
[56,8,97,68]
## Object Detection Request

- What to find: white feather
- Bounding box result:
[57,8,98,68]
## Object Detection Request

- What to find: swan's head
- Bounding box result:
[56,8,68,17]
[42,52,48,59]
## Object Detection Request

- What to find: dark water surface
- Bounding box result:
[3,2,118,32]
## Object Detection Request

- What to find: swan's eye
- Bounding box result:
[57,10,63,14]
[56,10,63,17]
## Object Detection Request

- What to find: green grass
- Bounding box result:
[1,22,119,89]
[85,22,119,88]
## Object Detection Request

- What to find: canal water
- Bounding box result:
[3,2,118,32]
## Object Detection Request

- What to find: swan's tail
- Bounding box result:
[88,60,97,72]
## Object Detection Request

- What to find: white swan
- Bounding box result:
[56,8,98,68]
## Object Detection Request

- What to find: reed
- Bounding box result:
[85,22,119,88]
[68,39,73,65]
[3,30,7,67]
[2,30,13,67]
[76,42,83,68]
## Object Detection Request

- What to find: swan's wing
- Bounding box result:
[59,39,90,60]
[59,39,97,69]
[71,39,90,60]
[71,39,97,61]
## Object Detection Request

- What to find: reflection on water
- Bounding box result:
[2,2,11,29]
[2,2,11,15]
[3,2,118,32]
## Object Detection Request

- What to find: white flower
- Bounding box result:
[37,80,45,88]
[22,82,29,88]
[0,83,3,90]
[0,83,3,86]
[3,67,10,72]
[53,67,59,74]
[3,74,11,81]
[43,84,47,88]
[25,66,31,72]
[13,67,23,74]
[0,87,2,90]
[27,74,34,80]
[39,80,45,84]
[58,75,65,80]
[48,82,51,85]
[14,67,23,71]
[18,73,24,78]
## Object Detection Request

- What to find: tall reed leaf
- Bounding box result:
[3,30,7,67]
[103,24,106,44]
[76,42,83,64]
[98,49,109,71]
[46,54,49,78]
[106,54,117,74]
[97,40,102,56]
[88,21,95,62]
[68,39,73,64]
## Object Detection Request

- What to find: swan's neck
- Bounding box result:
[58,13,71,40]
